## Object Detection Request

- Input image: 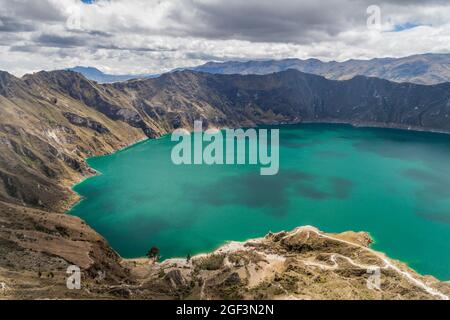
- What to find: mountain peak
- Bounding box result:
[69,66,104,75]
[0,70,24,96]
[23,69,88,82]
[67,66,158,84]
[0,70,18,82]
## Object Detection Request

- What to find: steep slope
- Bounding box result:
[0,71,152,210]
[2,69,450,210]
[188,53,450,85]
[117,69,450,133]
[0,200,130,299]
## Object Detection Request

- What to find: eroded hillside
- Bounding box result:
[1,225,448,299]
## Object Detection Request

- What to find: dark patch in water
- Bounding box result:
[296,177,353,200]
[330,177,353,199]
[297,184,330,199]
[353,129,450,168]
[315,151,348,158]
[279,140,311,149]
[76,187,107,199]
[289,171,316,181]
[131,193,157,203]
[122,214,170,238]
[280,130,325,149]
[404,168,450,198]
[185,170,316,216]
[281,132,307,140]
[404,168,450,224]
[352,140,411,159]
[417,211,450,225]
[404,168,439,182]
[99,202,118,212]
[118,209,199,244]
[93,214,173,254]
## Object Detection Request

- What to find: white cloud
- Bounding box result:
[0,0,449,76]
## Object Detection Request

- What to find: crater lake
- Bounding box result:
[69,124,450,280]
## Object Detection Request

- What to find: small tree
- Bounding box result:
[186,253,191,262]
[147,246,160,263]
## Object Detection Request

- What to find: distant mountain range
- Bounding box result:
[66,66,158,83]
[187,53,450,85]
[69,53,450,85]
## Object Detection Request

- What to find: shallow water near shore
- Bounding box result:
[70,124,450,280]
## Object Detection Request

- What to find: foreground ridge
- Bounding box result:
[1,208,448,300]
[123,226,449,300]
[289,227,448,300]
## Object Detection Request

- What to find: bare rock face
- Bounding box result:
[63,112,109,134]
[223,272,242,286]
[164,269,186,289]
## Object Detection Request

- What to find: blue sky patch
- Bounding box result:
[393,22,420,32]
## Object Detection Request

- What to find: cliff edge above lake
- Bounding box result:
[1,221,448,300]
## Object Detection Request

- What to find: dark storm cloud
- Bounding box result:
[0,16,36,32]
[35,33,87,48]
[79,29,113,38]
[95,44,176,52]
[0,0,64,22]
[170,0,449,43]
[184,52,229,61]
[9,45,37,52]
[166,0,350,43]
[0,32,23,46]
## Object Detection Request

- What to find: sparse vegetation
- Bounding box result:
[147,246,160,263]
[196,254,225,270]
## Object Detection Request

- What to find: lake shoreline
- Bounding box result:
[123,226,449,300]
[66,122,450,281]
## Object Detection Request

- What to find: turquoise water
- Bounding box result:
[70,124,450,280]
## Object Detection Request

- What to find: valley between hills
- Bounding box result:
[1,68,450,299]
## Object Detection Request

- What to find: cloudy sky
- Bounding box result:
[0,0,449,76]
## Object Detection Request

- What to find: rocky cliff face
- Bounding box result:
[0,69,449,299]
